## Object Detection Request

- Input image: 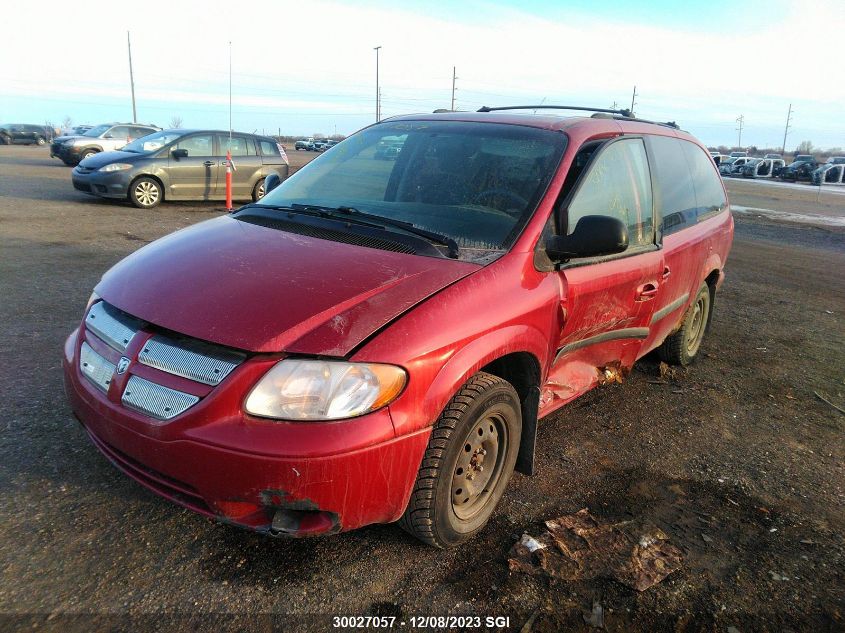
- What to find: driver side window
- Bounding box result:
[566,138,654,248]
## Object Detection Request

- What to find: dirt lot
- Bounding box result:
[0,145,843,631]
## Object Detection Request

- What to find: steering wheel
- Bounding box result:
[471,189,528,208]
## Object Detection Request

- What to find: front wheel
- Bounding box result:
[399,372,521,548]
[80,149,98,161]
[658,282,711,366]
[129,177,163,209]
[36,136,46,146]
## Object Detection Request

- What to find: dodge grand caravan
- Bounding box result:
[63,106,733,548]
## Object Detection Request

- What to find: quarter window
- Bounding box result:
[259,140,280,156]
[566,138,654,247]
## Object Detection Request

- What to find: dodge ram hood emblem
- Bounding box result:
[117,357,130,375]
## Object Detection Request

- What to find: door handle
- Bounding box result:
[662,265,671,280]
[203,160,215,166]
[636,282,659,301]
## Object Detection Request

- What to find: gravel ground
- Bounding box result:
[1,146,843,632]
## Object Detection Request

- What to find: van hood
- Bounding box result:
[78,150,138,169]
[96,215,479,356]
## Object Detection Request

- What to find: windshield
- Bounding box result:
[121,130,186,153]
[723,157,737,165]
[83,125,111,137]
[257,121,566,261]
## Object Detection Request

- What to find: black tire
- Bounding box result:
[129,177,163,209]
[36,136,46,146]
[252,177,266,201]
[1,135,11,145]
[399,372,521,548]
[80,149,98,161]
[658,282,711,366]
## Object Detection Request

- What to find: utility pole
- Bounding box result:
[630,86,637,115]
[451,66,457,111]
[781,103,793,154]
[736,114,744,149]
[127,31,137,123]
[373,46,382,122]
[228,41,232,142]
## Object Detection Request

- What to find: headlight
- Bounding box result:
[244,359,407,421]
[99,163,132,172]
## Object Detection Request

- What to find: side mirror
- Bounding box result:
[546,215,628,261]
[264,172,283,195]
[171,148,189,159]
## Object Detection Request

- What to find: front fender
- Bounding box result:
[387,324,550,437]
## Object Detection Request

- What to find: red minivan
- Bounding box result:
[63,107,733,548]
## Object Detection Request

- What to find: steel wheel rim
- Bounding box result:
[686,296,707,355]
[135,181,159,206]
[451,412,508,520]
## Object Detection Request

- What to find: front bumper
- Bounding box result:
[71,166,131,199]
[62,327,429,536]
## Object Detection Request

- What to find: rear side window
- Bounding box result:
[566,138,654,248]
[108,126,131,139]
[259,140,280,156]
[648,136,699,235]
[218,135,254,156]
[679,140,727,222]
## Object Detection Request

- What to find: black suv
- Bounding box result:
[0,124,50,146]
[70,129,289,208]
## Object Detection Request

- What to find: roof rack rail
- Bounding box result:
[477,105,633,117]
[476,104,681,130]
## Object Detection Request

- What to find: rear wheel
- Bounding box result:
[129,177,163,209]
[658,282,711,366]
[80,149,98,161]
[36,136,46,146]
[252,178,266,201]
[399,372,521,548]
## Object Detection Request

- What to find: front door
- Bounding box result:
[167,133,218,199]
[544,137,662,410]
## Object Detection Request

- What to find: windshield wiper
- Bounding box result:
[289,203,460,259]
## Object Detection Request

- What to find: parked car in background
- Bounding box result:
[0,123,50,146]
[51,123,160,165]
[719,156,753,176]
[295,138,314,150]
[793,154,814,163]
[708,151,725,166]
[779,159,818,182]
[763,153,782,159]
[374,138,403,160]
[70,129,289,208]
[63,107,733,547]
[741,158,785,179]
[812,162,845,185]
[728,151,747,158]
[61,125,94,137]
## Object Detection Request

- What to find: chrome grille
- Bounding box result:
[79,342,116,393]
[122,375,199,421]
[138,336,243,386]
[85,301,141,352]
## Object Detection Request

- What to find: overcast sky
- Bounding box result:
[2,0,843,149]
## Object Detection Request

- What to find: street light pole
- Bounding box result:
[373,46,381,122]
